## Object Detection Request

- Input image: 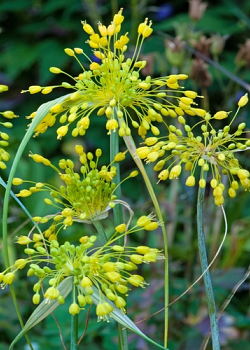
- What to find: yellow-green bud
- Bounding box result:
[28,86,42,94]
[81,277,93,287]
[186,175,195,187]
[49,67,62,74]
[3,272,15,284]
[238,93,248,107]
[69,303,80,315]
[12,178,23,185]
[144,222,158,231]
[137,216,150,227]
[64,48,75,56]
[127,274,144,287]
[115,223,127,233]
[17,236,32,245]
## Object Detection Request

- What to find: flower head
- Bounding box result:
[0,85,18,170]
[137,94,250,205]
[13,145,137,237]
[24,10,201,139]
[1,216,163,321]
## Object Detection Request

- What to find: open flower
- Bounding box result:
[0,85,18,170]
[23,9,201,140]
[1,217,164,321]
[13,145,138,237]
[137,94,250,205]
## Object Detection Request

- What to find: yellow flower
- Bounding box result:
[1,220,163,319]
[24,10,201,139]
[137,97,250,205]
[13,146,138,236]
[0,86,18,169]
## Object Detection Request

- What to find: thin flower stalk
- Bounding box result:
[121,128,169,348]
[71,279,78,350]
[110,110,128,350]
[197,171,220,349]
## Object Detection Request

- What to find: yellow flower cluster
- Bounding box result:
[13,145,138,238]
[137,94,250,205]
[1,217,163,321]
[0,85,18,170]
[24,9,201,140]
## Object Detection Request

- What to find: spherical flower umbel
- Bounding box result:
[13,145,138,237]
[137,94,250,205]
[0,217,164,322]
[23,9,202,140]
[0,85,18,170]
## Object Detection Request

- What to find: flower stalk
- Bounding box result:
[71,281,78,350]
[121,129,169,348]
[197,171,220,349]
[110,110,129,350]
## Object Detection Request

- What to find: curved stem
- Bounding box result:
[197,171,220,349]
[2,95,69,350]
[122,132,169,348]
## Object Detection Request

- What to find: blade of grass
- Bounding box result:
[2,94,70,348]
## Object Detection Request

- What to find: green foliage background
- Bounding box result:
[1,0,250,349]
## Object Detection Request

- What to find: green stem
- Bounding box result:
[122,132,169,348]
[118,325,129,350]
[71,284,78,350]
[110,113,128,350]
[93,221,109,244]
[197,171,220,349]
[110,118,123,240]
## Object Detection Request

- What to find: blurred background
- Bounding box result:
[1,0,250,349]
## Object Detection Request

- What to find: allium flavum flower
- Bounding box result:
[0,217,163,321]
[23,9,202,140]
[0,85,18,170]
[13,145,138,237]
[137,94,250,205]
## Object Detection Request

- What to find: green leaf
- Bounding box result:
[9,276,167,349]
[2,93,70,348]
[9,277,73,349]
[0,0,32,11]
[84,286,168,350]
[0,43,38,80]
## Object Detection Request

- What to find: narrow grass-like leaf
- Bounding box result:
[9,277,167,350]
[3,93,70,266]
[86,286,168,350]
[9,277,73,349]
[2,94,70,348]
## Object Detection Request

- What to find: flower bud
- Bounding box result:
[238,93,248,107]
[69,303,80,315]
[33,294,41,304]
